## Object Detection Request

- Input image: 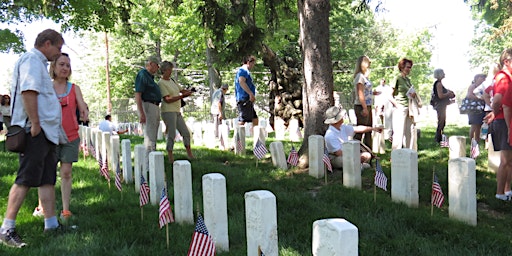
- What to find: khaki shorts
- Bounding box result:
[57,138,80,163]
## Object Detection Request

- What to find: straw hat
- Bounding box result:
[324,106,347,124]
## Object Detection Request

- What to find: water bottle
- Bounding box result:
[481,122,489,140]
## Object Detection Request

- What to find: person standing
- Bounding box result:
[353,55,378,148]
[0,29,66,248]
[234,55,258,130]
[432,69,455,143]
[390,58,418,151]
[466,74,487,142]
[158,61,194,163]
[134,56,162,166]
[1,95,12,130]
[32,53,89,221]
[210,84,228,138]
[490,48,512,201]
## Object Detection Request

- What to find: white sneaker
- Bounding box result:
[495,194,512,201]
[32,207,44,218]
[505,191,512,196]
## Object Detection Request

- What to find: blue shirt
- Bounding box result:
[135,68,162,103]
[234,66,255,102]
[11,48,64,145]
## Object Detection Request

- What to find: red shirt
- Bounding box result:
[493,71,512,120]
[58,83,79,142]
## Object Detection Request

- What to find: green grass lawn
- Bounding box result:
[0,124,511,255]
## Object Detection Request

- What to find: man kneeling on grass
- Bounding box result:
[324,105,381,170]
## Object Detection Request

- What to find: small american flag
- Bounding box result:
[115,160,122,192]
[374,159,387,191]
[89,139,97,160]
[187,214,216,256]
[97,150,102,171]
[470,138,480,159]
[287,146,299,166]
[101,156,110,182]
[253,139,268,160]
[139,175,150,207]
[236,134,243,152]
[440,134,449,148]
[323,148,332,172]
[432,173,445,208]
[158,188,175,228]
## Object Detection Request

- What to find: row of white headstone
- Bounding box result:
[114,116,304,147]
[78,125,357,256]
[78,125,485,255]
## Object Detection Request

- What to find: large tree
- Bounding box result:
[297,0,333,164]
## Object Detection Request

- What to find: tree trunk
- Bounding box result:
[261,44,303,131]
[297,0,334,167]
[206,37,222,96]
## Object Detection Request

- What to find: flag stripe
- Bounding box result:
[187,214,215,256]
[374,159,387,191]
[432,174,445,208]
[140,175,150,207]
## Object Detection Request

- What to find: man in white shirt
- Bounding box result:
[1,29,65,248]
[324,106,381,170]
[98,114,127,134]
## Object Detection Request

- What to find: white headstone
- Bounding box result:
[202,173,229,252]
[203,122,217,149]
[274,117,286,140]
[269,141,288,170]
[372,126,386,154]
[134,144,146,193]
[149,151,166,205]
[245,190,278,256]
[245,122,253,137]
[448,157,477,226]
[101,132,111,170]
[308,135,325,178]
[343,141,361,189]
[288,118,302,142]
[218,123,230,150]
[449,136,466,159]
[192,123,203,146]
[312,218,358,256]
[487,134,499,173]
[121,139,133,184]
[157,120,164,140]
[253,125,266,148]
[173,160,194,224]
[110,135,120,173]
[391,149,419,207]
[95,129,102,161]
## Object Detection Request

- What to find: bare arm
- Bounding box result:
[163,89,192,104]
[134,92,145,124]
[75,85,89,122]
[22,90,41,136]
[238,76,255,102]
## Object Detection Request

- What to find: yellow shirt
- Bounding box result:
[158,78,182,113]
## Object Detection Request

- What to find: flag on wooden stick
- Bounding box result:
[432,173,445,208]
[253,139,268,160]
[322,148,332,172]
[287,146,299,166]
[115,160,122,192]
[158,188,175,228]
[139,175,150,207]
[374,159,387,191]
[187,214,215,256]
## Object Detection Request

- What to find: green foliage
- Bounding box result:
[0,28,25,54]
[0,124,511,255]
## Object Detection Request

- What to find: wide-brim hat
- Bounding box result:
[324,106,347,124]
